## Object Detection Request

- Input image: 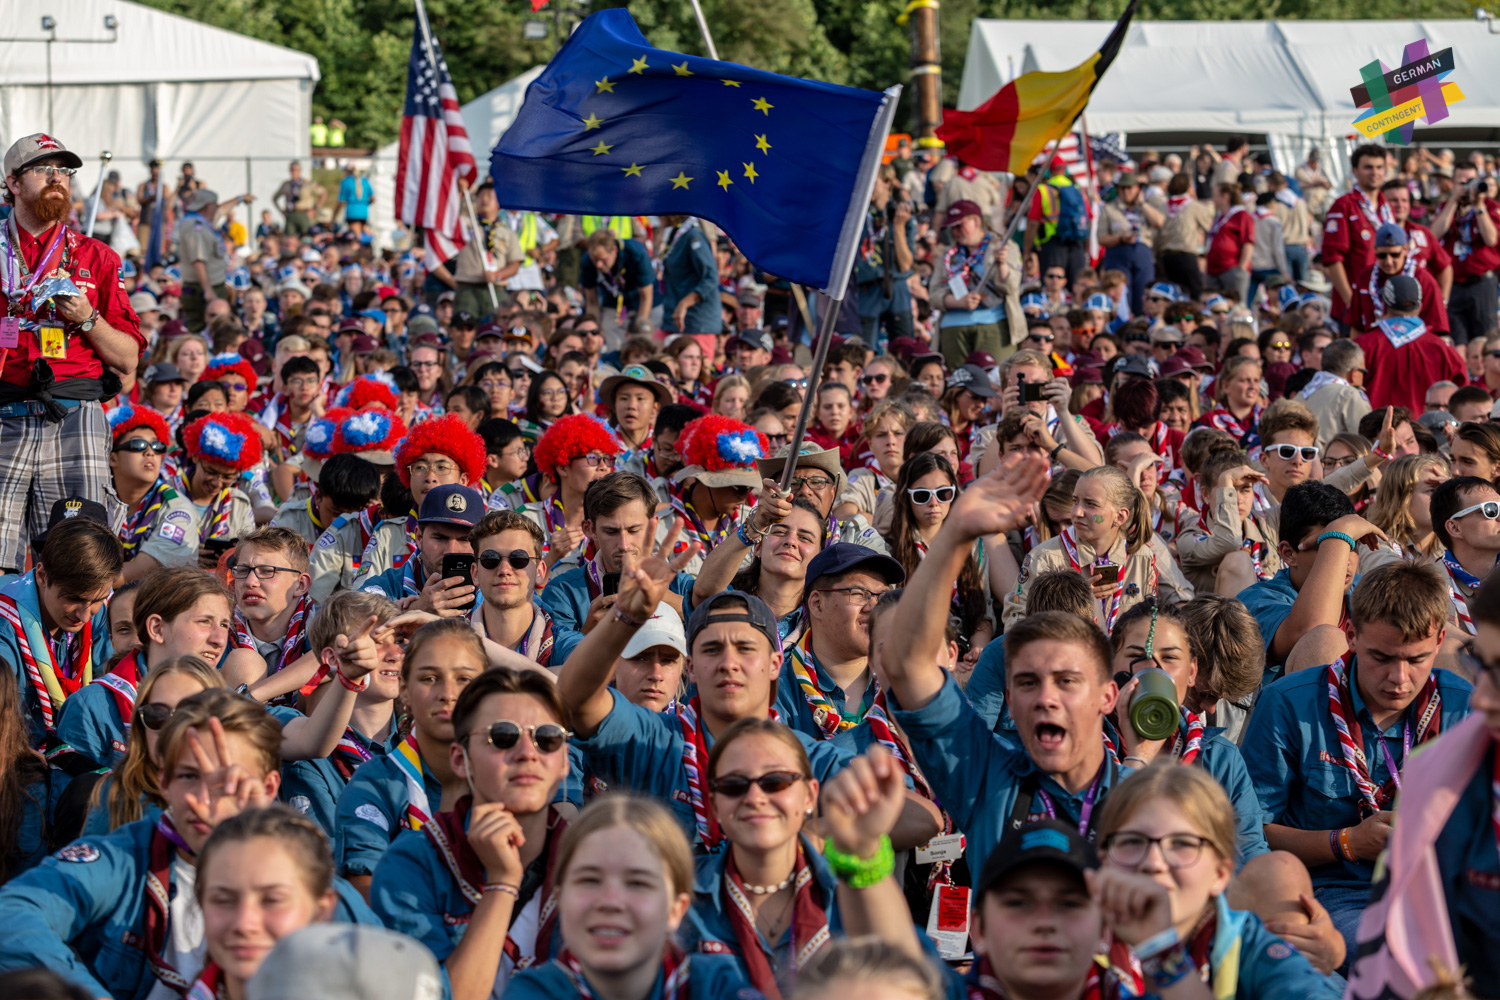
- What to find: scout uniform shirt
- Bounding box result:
[1002,528,1194,631]
[1176,486,1281,595]
[307,507,383,604]
[118,479,202,570]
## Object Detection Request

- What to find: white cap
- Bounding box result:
[621,601,688,660]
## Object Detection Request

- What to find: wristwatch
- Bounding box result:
[78,309,98,333]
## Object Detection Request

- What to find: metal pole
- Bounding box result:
[45,39,53,136]
[461,185,500,312]
[83,150,111,238]
[777,299,841,492]
[245,156,255,255]
[686,0,720,60]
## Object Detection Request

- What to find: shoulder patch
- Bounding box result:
[316,530,338,550]
[1264,942,1292,961]
[158,523,187,546]
[354,803,390,831]
[164,509,192,525]
[1325,219,1338,233]
[56,843,101,863]
[289,795,312,814]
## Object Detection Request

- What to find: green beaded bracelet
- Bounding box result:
[823,834,894,888]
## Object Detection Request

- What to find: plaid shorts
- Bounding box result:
[0,401,121,572]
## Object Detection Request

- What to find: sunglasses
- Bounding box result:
[1267,342,1293,351]
[114,439,168,454]
[138,702,176,731]
[506,368,529,380]
[1451,500,1500,522]
[1026,333,1056,343]
[860,373,890,385]
[475,720,570,754]
[1266,444,1318,462]
[479,548,538,571]
[1374,250,1405,260]
[907,485,957,505]
[1044,273,1067,280]
[709,770,804,798]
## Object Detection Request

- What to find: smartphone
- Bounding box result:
[601,572,621,597]
[1093,564,1121,585]
[1022,380,1046,402]
[442,553,477,612]
[202,537,238,556]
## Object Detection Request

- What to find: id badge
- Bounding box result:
[39,325,65,360]
[947,275,970,302]
[924,882,971,960]
[0,317,18,349]
[915,832,966,865]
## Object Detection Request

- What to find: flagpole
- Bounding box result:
[686,0,720,60]
[412,0,500,312]
[83,150,112,239]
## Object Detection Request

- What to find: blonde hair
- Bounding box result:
[401,617,487,680]
[195,805,334,906]
[1096,762,1238,865]
[1214,356,1262,405]
[1001,349,1051,381]
[1257,397,1319,446]
[101,655,224,830]
[790,938,945,1000]
[1367,453,1451,557]
[555,794,694,901]
[307,590,398,660]
[1077,465,1153,555]
[711,374,751,414]
[862,399,914,437]
[707,718,812,783]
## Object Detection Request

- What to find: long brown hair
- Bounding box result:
[0,671,47,879]
[886,453,985,633]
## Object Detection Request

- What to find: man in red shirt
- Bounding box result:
[1432,166,1500,346]
[1320,143,1392,332]
[1203,181,1254,304]
[1381,178,1453,301]
[1347,224,1449,336]
[0,133,143,573]
[1354,273,1467,413]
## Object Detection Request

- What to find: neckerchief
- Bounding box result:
[583,556,605,602]
[1,215,72,323]
[1206,204,1247,239]
[391,734,437,829]
[95,648,145,737]
[1490,746,1499,863]
[303,492,325,535]
[677,696,721,849]
[1150,421,1176,470]
[1059,527,1124,633]
[349,505,379,576]
[1242,536,1273,582]
[554,945,691,1000]
[867,687,957,886]
[913,535,962,607]
[1325,653,1442,817]
[1353,187,1394,231]
[1166,193,1192,217]
[966,954,1106,1000]
[1171,709,1206,764]
[0,575,94,730]
[472,600,557,668]
[1376,315,1427,349]
[723,840,831,1000]
[943,235,991,292]
[120,477,172,558]
[141,815,192,993]
[1442,550,1485,635]
[232,595,311,676]
[401,558,425,598]
[1367,259,1418,321]
[1299,370,1351,401]
[184,961,224,1000]
[200,486,233,540]
[426,796,567,971]
[330,727,375,781]
[785,631,859,737]
[1201,404,1261,444]
[670,494,728,554]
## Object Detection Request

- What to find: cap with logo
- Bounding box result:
[33,495,111,553]
[946,363,997,398]
[4,133,83,177]
[1084,292,1113,312]
[1113,354,1158,379]
[686,591,781,653]
[974,819,1099,898]
[621,601,689,660]
[418,485,485,528]
[727,328,774,355]
[941,199,983,229]
[142,362,187,385]
[1374,222,1409,248]
[1146,282,1182,302]
[1019,292,1050,316]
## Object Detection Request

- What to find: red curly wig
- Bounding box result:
[107,403,172,447]
[677,413,770,471]
[203,353,259,396]
[183,410,264,472]
[395,414,486,487]
[533,414,621,482]
[336,375,400,412]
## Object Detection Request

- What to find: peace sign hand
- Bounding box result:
[181,716,270,831]
[615,516,698,624]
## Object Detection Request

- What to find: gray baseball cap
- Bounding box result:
[686,590,780,652]
[4,133,83,177]
[246,925,441,1000]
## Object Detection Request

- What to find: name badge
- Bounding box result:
[915,832,966,865]
[39,325,65,359]
[925,882,971,960]
[0,316,18,349]
[947,275,970,302]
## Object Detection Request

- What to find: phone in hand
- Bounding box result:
[442,553,477,612]
[202,537,238,556]
[1021,379,1046,403]
[1093,564,1121,586]
[601,572,621,597]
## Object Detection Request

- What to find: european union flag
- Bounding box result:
[491,9,897,295]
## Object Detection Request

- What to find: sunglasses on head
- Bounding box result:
[1451,500,1500,523]
[709,770,804,798]
[907,485,957,505]
[114,439,168,454]
[479,548,538,571]
[1266,444,1318,462]
[138,703,176,731]
[476,720,570,754]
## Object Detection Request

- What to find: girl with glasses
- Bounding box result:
[520,371,577,446]
[886,453,992,666]
[372,667,576,997]
[1093,764,1336,997]
[1321,433,1377,511]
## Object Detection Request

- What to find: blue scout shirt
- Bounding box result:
[1237,570,1359,676]
[53,681,131,776]
[281,724,401,836]
[1432,742,1500,988]
[0,570,113,745]
[335,749,446,878]
[9,777,48,879]
[506,953,762,1000]
[81,774,164,838]
[661,221,722,335]
[0,816,379,1000]
[579,237,655,315]
[542,566,695,635]
[965,641,1015,735]
[574,690,856,850]
[1243,661,1471,890]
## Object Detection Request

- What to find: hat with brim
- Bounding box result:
[755,443,847,497]
[598,364,673,409]
[1298,271,1333,294]
[290,451,325,479]
[185,189,219,213]
[4,133,83,176]
[672,463,762,489]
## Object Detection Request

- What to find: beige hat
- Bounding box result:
[4,133,82,177]
[755,442,847,497]
[672,462,762,489]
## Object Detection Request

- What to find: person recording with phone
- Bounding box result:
[1431,166,1500,346]
[358,484,481,615]
[466,509,582,670]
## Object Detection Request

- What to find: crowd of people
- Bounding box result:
[0,122,1497,1000]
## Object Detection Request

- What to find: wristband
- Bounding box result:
[1049,441,1066,460]
[1371,446,1393,462]
[1328,828,1342,861]
[823,834,894,888]
[1316,530,1357,550]
[612,605,646,628]
[482,882,520,897]
[336,668,370,692]
[1132,926,1180,961]
[1338,826,1356,862]
[1141,941,1194,990]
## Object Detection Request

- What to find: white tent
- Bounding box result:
[957,18,1500,187]
[367,65,544,251]
[0,0,319,244]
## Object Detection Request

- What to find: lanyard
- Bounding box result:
[4,215,67,308]
[1376,715,1412,792]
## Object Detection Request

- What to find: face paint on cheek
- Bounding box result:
[1092,515,1105,524]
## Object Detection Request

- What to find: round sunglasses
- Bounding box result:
[137,702,177,731]
[474,720,570,754]
[709,770,804,798]
[479,548,538,571]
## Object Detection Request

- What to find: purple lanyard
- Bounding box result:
[1035,760,1107,836]
[1377,715,1413,791]
[156,815,196,856]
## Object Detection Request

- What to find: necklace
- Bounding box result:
[741,874,793,895]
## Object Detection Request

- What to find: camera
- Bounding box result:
[1017,372,1045,403]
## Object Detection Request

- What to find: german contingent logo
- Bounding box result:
[1351,37,1465,143]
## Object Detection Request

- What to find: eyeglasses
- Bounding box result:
[479,379,513,392]
[789,475,835,491]
[23,164,77,179]
[816,585,890,606]
[709,770,804,797]
[1323,453,1358,470]
[474,720,570,754]
[575,453,614,468]
[500,444,530,459]
[230,563,300,580]
[114,438,168,454]
[479,548,538,571]
[539,387,569,399]
[784,378,809,389]
[197,466,240,486]
[137,703,177,731]
[1102,832,1213,869]
[1265,444,1318,462]
[285,377,319,390]
[1457,644,1500,686]
[907,485,957,505]
[860,373,890,386]
[1451,500,1500,522]
[409,460,458,476]
[220,381,248,393]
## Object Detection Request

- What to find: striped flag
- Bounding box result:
[395,19,476,269]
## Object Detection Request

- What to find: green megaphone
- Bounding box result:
[1128,667,1181,742]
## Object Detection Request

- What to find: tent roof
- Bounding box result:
[958,19,1500,137]
[0,0,319,86]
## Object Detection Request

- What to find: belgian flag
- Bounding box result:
[936,0,1136,173]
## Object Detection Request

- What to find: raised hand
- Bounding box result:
[182,717,270,830]
[946,452,1051,541]
[749,478,793,534]
[821,745,908,859]
[334,615,381,682]
[615,516,698,624]
[1375,405,1396,459]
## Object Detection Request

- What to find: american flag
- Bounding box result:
[395,18,476,269]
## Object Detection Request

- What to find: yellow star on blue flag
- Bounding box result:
[491,8,897,293]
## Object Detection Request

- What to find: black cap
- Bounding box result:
[727,328,773,354]
[801,542,906,606]
[1113,354,1157,379]
[686,591,780,652]
[1382,273,1422,311]
[945,363,997,398]
[33,496,111,554]
[974,820,1099,898]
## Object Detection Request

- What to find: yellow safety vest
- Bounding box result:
[581,215,634,240]
[310,122,328,146]
[328,125,345,147]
